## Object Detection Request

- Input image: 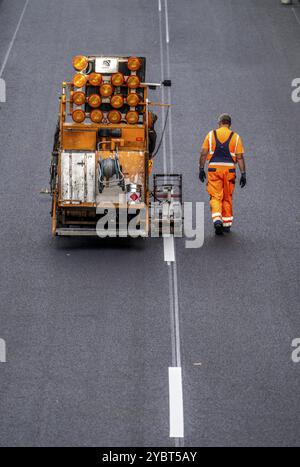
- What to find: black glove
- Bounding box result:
[240,172,247,188]
[199,167,206,183]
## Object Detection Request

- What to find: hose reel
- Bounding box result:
[98,154,125,193]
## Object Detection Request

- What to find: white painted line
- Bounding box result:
[168,267,176,364]
[0,0,30,78]
[172,262,181,367]
[292,7,300,27]
[0,338,6,363]
[164,1,174,171]
[167,85,174,172]
[158,0,167,174]
[168,367,184,438]
[164,0,170,43]
[158,0,162,13]
[158,0,184,445]
[164,236,175,262]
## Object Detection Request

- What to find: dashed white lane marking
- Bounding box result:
[168,264,183,445]
[292,7,300,27]
[164,236,175,263]
[168,367,184,438]
[158,0,162,13]
[0,0,30,78]
[0,338,6,363]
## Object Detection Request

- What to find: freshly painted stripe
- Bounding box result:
[208,162,235,166]
[164,0,174,171]
[293,7,300,27]
[158,0,167,174]
[159,1,184,445]
[0,0,30,78]
[168,367,184,438]
[164,236,175,263]
[164,0,170,43]
[0,338,6,363]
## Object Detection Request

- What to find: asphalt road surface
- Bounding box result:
[0,0,299,447]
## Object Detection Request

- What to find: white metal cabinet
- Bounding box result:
[60,151,96,203]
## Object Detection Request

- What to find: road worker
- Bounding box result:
[199,114,246,235]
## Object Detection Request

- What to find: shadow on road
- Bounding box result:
[51,236,150,252]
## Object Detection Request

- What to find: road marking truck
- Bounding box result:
[48,55,182,237]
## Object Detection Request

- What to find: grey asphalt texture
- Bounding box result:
[0,0,299,447]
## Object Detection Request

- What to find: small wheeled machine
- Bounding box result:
[48,55,182,237]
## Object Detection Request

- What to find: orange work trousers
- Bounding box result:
[206,166,236,226]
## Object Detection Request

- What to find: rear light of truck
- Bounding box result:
[111,95,124,109]
[73,73,87,88]
[100,83,113,97]
[127,75,140,89]
[126,93,140,107]
[90,109,103,123]
[72,55,88,71]
[72,91,86,106]
[111,72,125,87]
[89,72,102,86]
[72,109,86,123]
[126,111,139,124]
[88,94,101,108]
[108,110,122,124]
[127,57,141,71]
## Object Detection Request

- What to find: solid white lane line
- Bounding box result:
[164,236,175,263]
[164,0,174,171]
[0,0,30,78]
[158,0,184,444]
[168,367,184,438]
[167,83,174,172]
[158,0,162,13]
[292,7,300,27]
[164,0,170,44]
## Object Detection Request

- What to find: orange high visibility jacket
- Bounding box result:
[202,127,244,166]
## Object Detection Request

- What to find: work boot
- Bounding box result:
[214,220,223,235]
[223,226,231,233]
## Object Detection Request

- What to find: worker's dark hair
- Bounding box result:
[218,113,232,126]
